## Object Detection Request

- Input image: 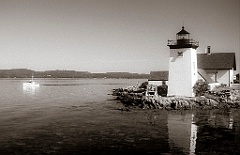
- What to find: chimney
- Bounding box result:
[206,46,211,55]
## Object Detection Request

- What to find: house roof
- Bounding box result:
[148,71,168,81]
[197,53,236,70]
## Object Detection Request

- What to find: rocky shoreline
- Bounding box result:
[112,85,240,110]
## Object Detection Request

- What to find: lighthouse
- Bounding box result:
[167,26,199,97]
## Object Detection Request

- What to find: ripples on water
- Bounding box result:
[0,79,239,154]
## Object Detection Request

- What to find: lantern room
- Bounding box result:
[176,26,190,40]
[168,26,199,49]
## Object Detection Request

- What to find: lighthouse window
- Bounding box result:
[178,51,183,57]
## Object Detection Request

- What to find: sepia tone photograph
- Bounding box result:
[0,0,239,154]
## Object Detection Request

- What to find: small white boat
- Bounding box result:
[23,76,40,87]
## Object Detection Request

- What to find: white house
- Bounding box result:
[197,52,236,87]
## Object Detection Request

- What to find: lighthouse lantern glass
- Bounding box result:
[177,33,190,40]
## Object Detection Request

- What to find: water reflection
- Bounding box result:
[166,110,240,154]
[190,114,197,155]
[194,110,240,154]
[22,84,39,94]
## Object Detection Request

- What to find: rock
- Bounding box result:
[113,86,240,110]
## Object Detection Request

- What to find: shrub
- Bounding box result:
[157,83,168,97]
[139,81,148,89]
[193,80,209,96]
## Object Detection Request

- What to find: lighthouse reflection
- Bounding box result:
[167,111,197,154]
[190,114,197,155]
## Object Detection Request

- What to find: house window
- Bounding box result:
[207,71,218,82]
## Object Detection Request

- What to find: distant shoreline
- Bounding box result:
[0,77,149,80]
[0,69,149,79]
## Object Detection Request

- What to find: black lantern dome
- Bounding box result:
[168,26,199,49]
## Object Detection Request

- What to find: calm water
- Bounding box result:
[0,79,239,155]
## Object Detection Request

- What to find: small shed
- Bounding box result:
[148,71,169,86]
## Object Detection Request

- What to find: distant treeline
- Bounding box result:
[0,69,149,79]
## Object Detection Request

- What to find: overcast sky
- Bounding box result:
[0,0,239,73]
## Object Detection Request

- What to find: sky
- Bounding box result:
[0,0,239,73]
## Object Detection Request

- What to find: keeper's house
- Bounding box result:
[197,52,236,87]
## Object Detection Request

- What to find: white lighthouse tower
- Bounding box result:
[167,26,199,97]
